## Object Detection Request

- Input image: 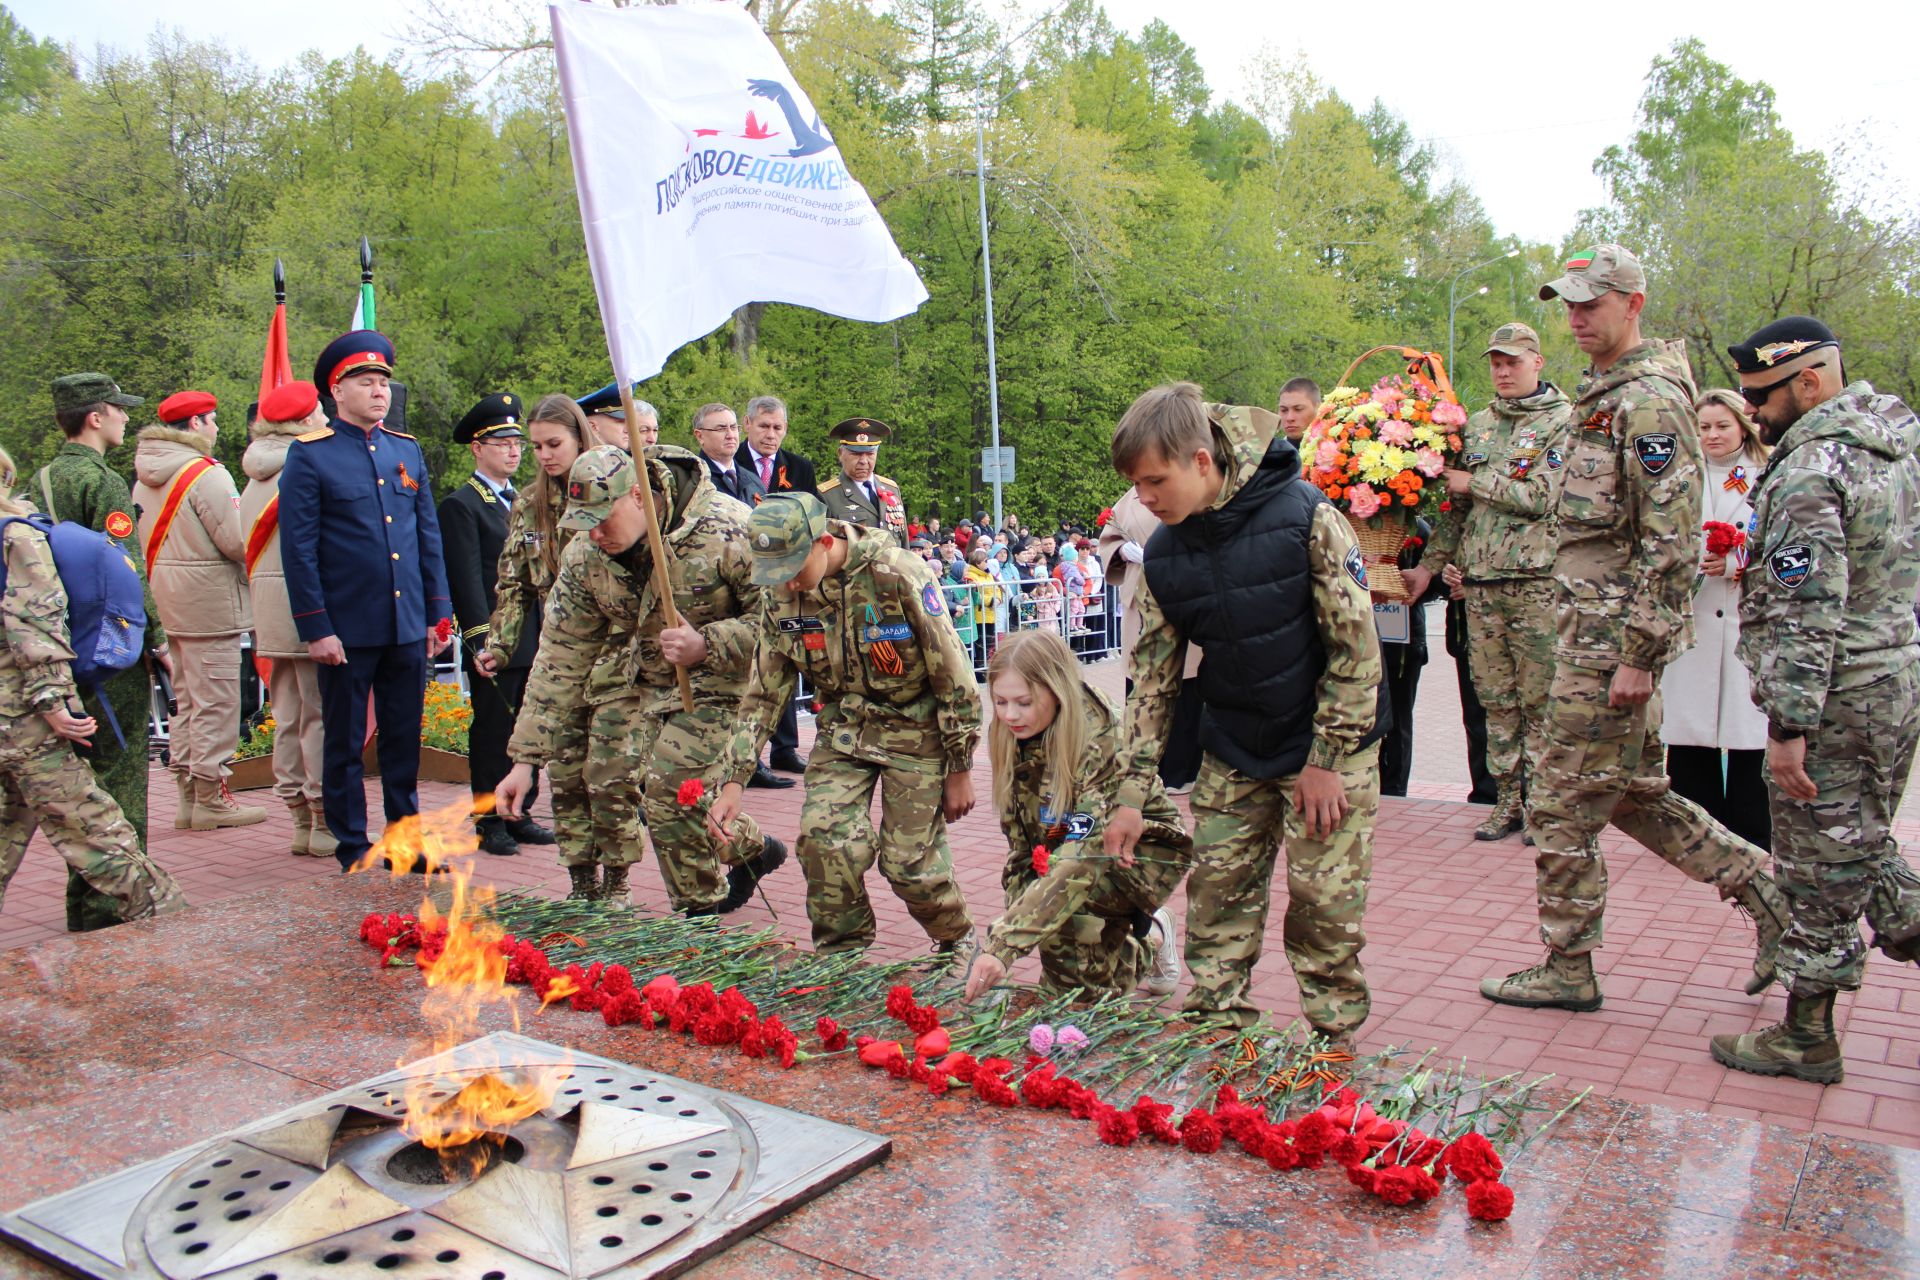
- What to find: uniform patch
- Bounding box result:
[921,583,946,615]
[1544,447,1565,470]
[803,632,827,651]
[1769,543,1812,590]
[105,511,133,539]
[1040,802,1096,842]
[1463,450,1489,466]
[776,616,826,633]
[1344,544,1367,589]
[862,622,913,643]
[1633,433,1677,475]
[1507,449,1537,478]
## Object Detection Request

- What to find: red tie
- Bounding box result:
[759,454,773,488]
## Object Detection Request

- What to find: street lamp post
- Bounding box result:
[1447,248,1521,376]
[976,113,1004,530]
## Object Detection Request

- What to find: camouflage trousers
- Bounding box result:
[0,712,185,921]
[795,741,972,953]
[546,703,597,869]
[1769,665,1920,995]
[990,836,1193,999]
[584,696,762,910]
[1530,663,1767,954]
[1464,577,1557,783]
[1183,744,1380,1033]
[66,661,152,931]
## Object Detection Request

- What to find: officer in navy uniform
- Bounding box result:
[440,392,555,857]
[576,382,658,453]
[279,331,453,872]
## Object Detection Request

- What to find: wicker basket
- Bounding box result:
[1349,514,1410,601]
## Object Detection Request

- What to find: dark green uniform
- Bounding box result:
[35,441,166,930]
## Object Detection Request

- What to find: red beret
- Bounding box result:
[156,390,217,424]
[260,380,320,425]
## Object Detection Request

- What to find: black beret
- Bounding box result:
[1727,316,1839,376]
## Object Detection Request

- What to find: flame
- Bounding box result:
[355,793,566,1177]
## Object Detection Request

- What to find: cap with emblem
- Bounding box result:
[156,390,217,424]
[454,392,526,443]
[745,492,829,586]
[558,446,638,531]
[51,373,143,414]
[828,417,893,453]
[260,380,320,425]
[1537,244,1647,303]
[576,381,641,419]
[1727,316,1840,376]
[1482,322,1541,357]
[312,330,395,390]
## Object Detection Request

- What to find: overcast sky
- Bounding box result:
[13,0,1913,244]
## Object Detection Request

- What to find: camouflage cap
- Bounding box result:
[1483,322,1541,357]
[51,373,142,414]
[1537,244,1647,303]
[558,446,637,531]
[746,492,829,586]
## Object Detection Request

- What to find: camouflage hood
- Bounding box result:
[839,521,904,575]
[1203,403,1285,510]
[1491,381,1571,422]
[1579,339,1697,405]
[1767,381,1920,466]
[639,443,713,534]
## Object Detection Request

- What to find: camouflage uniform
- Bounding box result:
[986,685,1192,997]
[1121,406,1385,1033]
[36,440,166,931]
[1516,325,1774,974]
[487,483,594,866]
[1424,360,1572,831]
[0,520,185,920]
[725,519,980,952]
[509,448,767,908]
[1737,382,1920,994]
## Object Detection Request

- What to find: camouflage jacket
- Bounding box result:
[1737,382,1920,732]
[0,520,80,717]
[1424,384,1573,581]
[1553,340,1701,673]
[508,451,762,762]
[724,522,983,780]
[986,686,1190,969]
[485,481,580,670]
[1118,403,1382,808]
[35,442,165,649]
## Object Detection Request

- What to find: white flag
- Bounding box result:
[550,1,929,384]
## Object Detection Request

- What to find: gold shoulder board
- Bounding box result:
[295,427,333,442]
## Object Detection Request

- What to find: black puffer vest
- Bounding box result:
[1144,437,1387,778]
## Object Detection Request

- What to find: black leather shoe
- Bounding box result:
[476,819,521,857]
[504,816,556,845]
[769,748,809,774]
[746,761,794,790]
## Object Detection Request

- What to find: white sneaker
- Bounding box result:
[1145,908,1182,996]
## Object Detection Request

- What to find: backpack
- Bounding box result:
[0,514,148,740]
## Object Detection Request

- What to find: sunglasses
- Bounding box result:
[1741,362,1823,408]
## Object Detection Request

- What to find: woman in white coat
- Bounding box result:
[1661,389,1771,850]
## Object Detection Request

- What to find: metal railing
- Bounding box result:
[934,571,1118,678]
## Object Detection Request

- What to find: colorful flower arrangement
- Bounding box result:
[236,680,472,759]
[358,895,1588,1226]
[1301,362,1468,526]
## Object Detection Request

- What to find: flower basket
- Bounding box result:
[1300,345,1468,602]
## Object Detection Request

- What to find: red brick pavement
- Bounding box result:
[3,648,1916,1150]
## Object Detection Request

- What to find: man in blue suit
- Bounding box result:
[280,331,453,871]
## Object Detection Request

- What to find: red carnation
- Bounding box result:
[1465,1179,1515,1222]
[927,1070,951,1095]
[433,617,453,645]
[1265,1136,1301,1171]
[1031,844,1050,876]
[1704,519,1746,557]
[1293,1111,1337,1158]
[883,1051,912,1080]
[1095,506,1114,529]
[904,1005,941,1035]
[675,778,705,806]
[1372,1165,1421,1206]
[1097,1106,1140,1146]
[1179,1109,1223,1155]
[816,1016,849,1052]
[1330,1134,1372,1168]
[936,1052,978,1083]
[1131,1096,1180,1144]
[907,1058,933,1085]
[1442,1132,1505,1183]
[1345,1163,1377,1193]
[885,984,917,1020]
[973,1070,1018,1107]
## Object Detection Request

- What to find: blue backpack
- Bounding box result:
[0,513,147,740]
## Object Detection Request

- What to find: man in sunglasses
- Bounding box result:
[1709,316,1920,1084]
[1479,244,1788,1014]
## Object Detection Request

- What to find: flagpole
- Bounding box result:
[358,236,377,329]
[619,383,696,714]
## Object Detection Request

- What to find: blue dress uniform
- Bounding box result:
[278,332,451,869]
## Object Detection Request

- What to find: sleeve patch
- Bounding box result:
[1633,433,1677,475]
[921,582,946,615]
[105,511,134,539]
[1544,447,1565,470]
[1344,543,1368,589]
[1768,543,1812,590]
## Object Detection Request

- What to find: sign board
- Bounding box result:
[1373,601,1410,645]
[980,446,1016,483]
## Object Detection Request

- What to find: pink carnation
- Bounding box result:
[1378,420,1415,448]
[1431,400,1468,427]
[1346,484,1383,519]
[1413,447,1446,478]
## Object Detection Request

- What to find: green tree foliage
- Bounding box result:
[0,12,1903,524]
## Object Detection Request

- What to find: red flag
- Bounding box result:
[258,302,291,403]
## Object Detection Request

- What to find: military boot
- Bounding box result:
[1726,873,1790,996]
[719,836,789,913]
[189,777,269,830]
[926,930,979,973]
[1474,778,1524,842]
[289,800,312,857]
[174,770,192,829]
[566,864,600,901]
[306,805,340,860]
[599,865,633,909]
[1709,990,1843,1084]
[1478,951,1602,1011]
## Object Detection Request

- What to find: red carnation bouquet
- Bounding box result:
[1703,521,1746,557]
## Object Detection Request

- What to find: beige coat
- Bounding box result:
[1097,487,1202,679]
[132,426,250,639]
[238,418,306,658]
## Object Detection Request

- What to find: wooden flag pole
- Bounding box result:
[619,383,696,713]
